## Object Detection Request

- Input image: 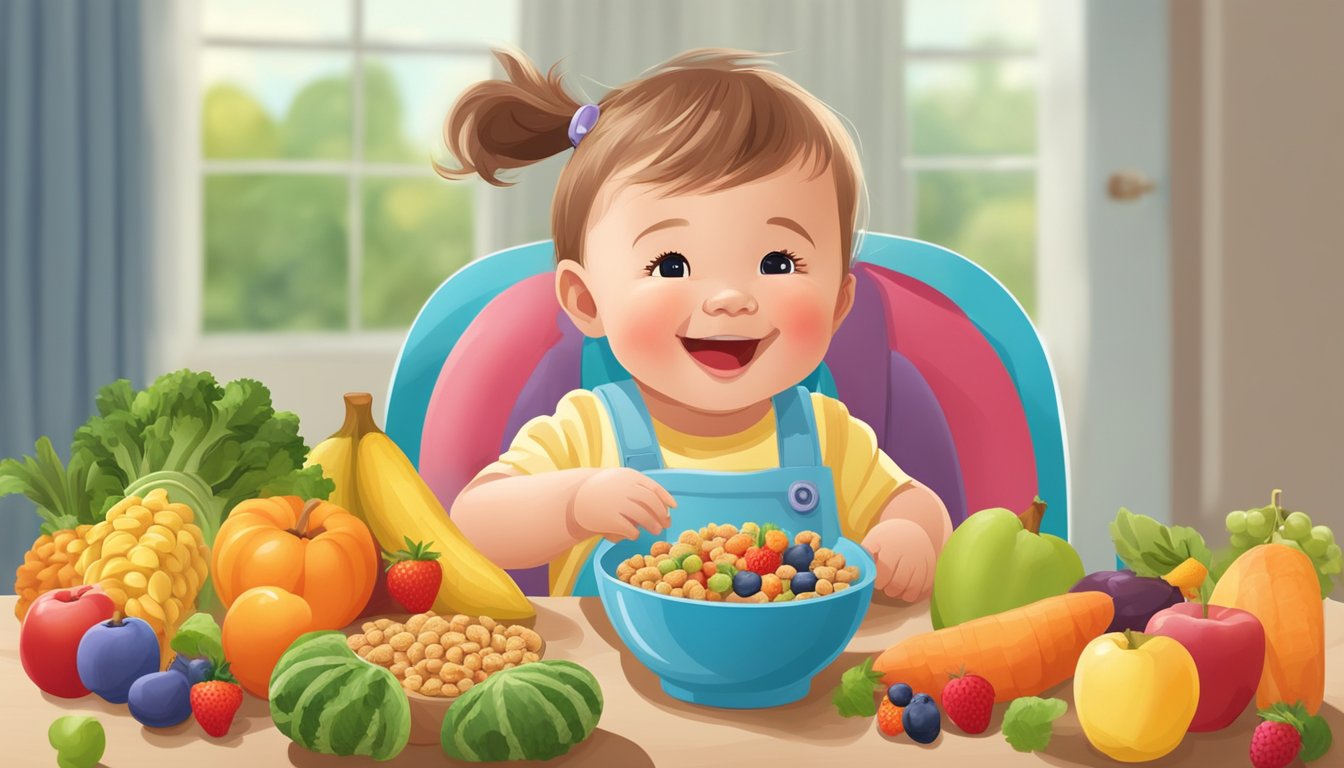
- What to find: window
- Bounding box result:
[904,0,1039,315]
[200,0,518,335]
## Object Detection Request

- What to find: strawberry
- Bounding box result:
[190,661,243,738]
[744,546,782,576]
[877,697,905,737]
[383,537,442,613]
[1250,721,1302,768]
[942,671,995,734]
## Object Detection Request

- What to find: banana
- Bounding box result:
[307,393,533,620]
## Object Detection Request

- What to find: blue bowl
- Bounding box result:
[595,537,875,709]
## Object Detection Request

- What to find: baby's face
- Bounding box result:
[571,162,853,414]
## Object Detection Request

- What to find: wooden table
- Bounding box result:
[3,594,1342,767]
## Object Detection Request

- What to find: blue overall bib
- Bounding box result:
[569,379,842,596]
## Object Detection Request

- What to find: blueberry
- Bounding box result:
[791,571,818,594]
[911,692,934,706]
[782,544,814,572]
[732,571,762,597]
[128,671,192,729]
[169,654,210,685]
[887,683,913,707]
[902,699,941,744]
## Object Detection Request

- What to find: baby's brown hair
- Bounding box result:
[435,46,867,269]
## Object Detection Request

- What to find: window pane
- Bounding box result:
[908,61,1035,156]
[914,171,1036,315]
[202,50,352,160]
[363,55,493,164]
[364,0,519,46]
[204,175,348,331]
[362,178,473,329]
[202,0,351,41]
[906,0,1038,49]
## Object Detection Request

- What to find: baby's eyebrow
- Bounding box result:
[632,218,690,247]
[767,216,814,247]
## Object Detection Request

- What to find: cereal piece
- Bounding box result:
[741,522,760,538]
[390,662,409,678]
[421,678,443,696]
[685,581,707,600]
[405,614,428,634]
[812,547,834,565]
[394,651,410,665]
[425,658,445,675]
[662,569,689,588]
[813,565,838,583]
[365,629,385,645]
[709,546,726,561]
[633,566,661,585]
[439,664,467,683]
[459,642,481,655]
[442,631,466,647]
[504,624,525,638]
[374,618,392,630]
[445,646,465,664]
[413,659,430,677]
[678,530,702,549]
[703,523,719,539]
[834,582,850,592]
[775,564,798,581]
[655,581,673,595]
[640,580,656,590]
[408,642,426,664]
[616,563,635,581]
[478,616,497,632]
[826,555,846,569]
[713,553,737,566]
[474,670,489,684]
[668,543,695,562]
[642,555,659,569]
[490,634,507,654]
[347,634,368,651]
[795,591,818,601]
[389,632,415,651]
[816,579,834,596]
[764,529,789,554]
[483,653,505,673]
[706,590,723,602]
[521,629,543,652]
[403,675,423,693]
[386,623,405,637]
[464,653,483,672]
[794,531,820,550]
[360,621,376,633]
[735,557,748,571]
[760,573,783,600]
[356,644,374,659]
[670,588,684,598]
[504,649,524,664]
[449,615,471,634]
[367,645,394,664]
[718,524,739,537]
[412,630,435,646]
[725,591,770,603]
[650,541,672,557]
[465,624,490,646]
[456,679,474,695]
[724,534,754,556]
[523,651,540,663]
[424,617,450,635]
[701,561,719,579]
[505,635,526,652]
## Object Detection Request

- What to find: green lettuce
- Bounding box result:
[1003,696,1068,752]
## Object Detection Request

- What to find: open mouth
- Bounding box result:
[679,334,769,377]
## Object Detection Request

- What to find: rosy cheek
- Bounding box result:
[772,287,836,353]
[608,286,686,361]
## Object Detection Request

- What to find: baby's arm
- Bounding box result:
[452,466,674,570]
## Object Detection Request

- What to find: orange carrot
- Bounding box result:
[874,591,1114,703]
[1209,543,1324,714]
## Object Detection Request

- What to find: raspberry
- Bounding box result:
[941,673,994,735]
[877,697,905,737]
[1249,721,1302,768]
[744,546,782,576]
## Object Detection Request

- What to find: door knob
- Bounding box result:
[1107,171,1157,201]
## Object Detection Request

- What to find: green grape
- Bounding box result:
[1229,532,1252,550]
[1279,538,1305,555]
[1282,511,1312,541]
[1312,525,1335,546]
[1304,536,1329,558]
[1323,557,1342,576]
[1225,510,1248,534]
[1246,509,1273,539]
[1329,544,1342,562]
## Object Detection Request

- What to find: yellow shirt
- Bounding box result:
[477,390,912,594]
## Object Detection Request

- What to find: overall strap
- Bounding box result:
[773,385,822,467]
[591,379,665,471]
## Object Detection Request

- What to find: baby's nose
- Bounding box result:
[702,287,758,316]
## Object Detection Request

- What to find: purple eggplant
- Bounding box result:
[1070,569,1183,633]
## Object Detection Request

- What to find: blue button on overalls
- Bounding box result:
[569,379,841,596]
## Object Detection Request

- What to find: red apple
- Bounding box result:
[1145,602,1265,732]
[20,585,117,697]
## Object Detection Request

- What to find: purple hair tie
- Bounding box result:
[568,103,600,148]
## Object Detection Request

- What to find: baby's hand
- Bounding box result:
[567,468,676,542]
[861,518,936,602]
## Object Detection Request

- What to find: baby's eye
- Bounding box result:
[760,251,799,275]
[646,252,690,278]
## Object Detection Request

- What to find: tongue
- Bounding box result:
[683,338,759,371]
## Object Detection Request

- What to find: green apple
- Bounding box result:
[930,499,1084,629]
[48,715,105,768]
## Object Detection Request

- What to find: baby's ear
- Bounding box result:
[832,271,857,333]
[555,262,605,337]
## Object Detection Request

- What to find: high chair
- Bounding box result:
[385,233,1068,595]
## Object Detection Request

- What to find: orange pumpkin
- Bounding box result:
[212,496,377,629]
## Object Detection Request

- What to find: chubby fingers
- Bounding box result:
[898,557,928,602]
[883,555,916,599]
[624,485,671,536]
